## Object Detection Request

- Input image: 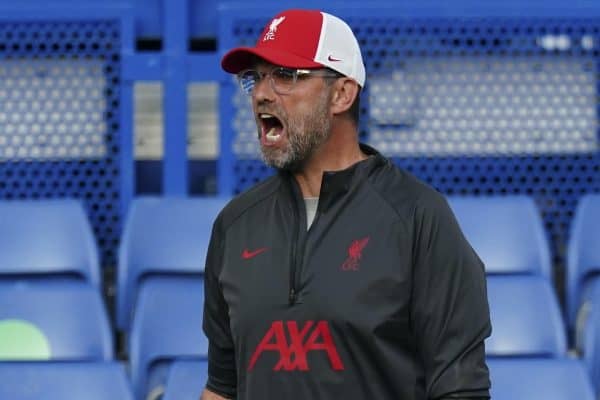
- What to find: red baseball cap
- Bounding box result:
[221,9,366,87]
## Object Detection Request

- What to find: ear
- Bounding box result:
[330,78,359,116]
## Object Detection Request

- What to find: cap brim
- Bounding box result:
[221,46,323,74]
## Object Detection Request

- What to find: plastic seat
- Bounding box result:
[0,199,100,286]
[0,281,114,361]
[486,275,566,357]
[447,195,551,277]
[568,195,600,396]
[567,194,600,329]
[129,277,208,400]
[163,360,208,400]
[576,283,600,398]
[0,362,134,399]
[488,358,595,400]
[117,196,229,332]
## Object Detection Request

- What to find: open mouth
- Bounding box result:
[260,114,284,144]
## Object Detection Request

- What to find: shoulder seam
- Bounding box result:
[364,178,412,226]
[220,177,281,233]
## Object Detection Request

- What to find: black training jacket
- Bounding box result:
[203,145,491,400]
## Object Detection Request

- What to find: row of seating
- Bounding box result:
[0,200,132,398]
[0,197,227,399]
[567,194,600,397]
[0,194,599,399]
[447,195,599,400]
[119,197,226,398]
[160,358,596,400]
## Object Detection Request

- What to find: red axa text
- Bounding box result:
[247,320,344,372]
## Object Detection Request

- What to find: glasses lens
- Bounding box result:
[270,68,297,94]
[238,70,258,95]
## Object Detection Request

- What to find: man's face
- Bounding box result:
[251,64,334,172]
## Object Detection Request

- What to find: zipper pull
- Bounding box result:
[289,288,296,305]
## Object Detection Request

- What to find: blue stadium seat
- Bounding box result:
[117,196,229,332]
[486,275,566,357]
[488,358,595,400]
[0,282,114,361]
[576,283,600,398]
[447,195,551,277]
[448,196,567,358]
[0,362,134,399]
[129,277,208,400]
[0,199,100,286]
[567,193,600,329]
[163,360,208,400]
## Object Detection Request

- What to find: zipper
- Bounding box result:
[288,203,299,305]
[292,232,308,304]
[288,182,308,306]
[288,218,310,305]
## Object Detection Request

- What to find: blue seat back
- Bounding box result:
[117,196,229,331]
[163,360,208,400]
[0,199,100,286]
[0,282,113,361]
[0,362,133,399]
[577,283,600,398]
[486,275,566,357]
[488,358,595,400]
[448,195,551,277]
[567,193,600,326]
[129,277,208,399]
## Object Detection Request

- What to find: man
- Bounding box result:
[202,8,491,400]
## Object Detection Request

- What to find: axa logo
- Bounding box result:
[263,16,285,41]
[248,320,344,371]
[341,237,370,271]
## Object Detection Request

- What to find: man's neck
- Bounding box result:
[293,136,367,198]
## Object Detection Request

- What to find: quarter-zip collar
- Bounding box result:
[278,143,386,212]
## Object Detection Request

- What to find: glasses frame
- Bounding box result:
[237,66,342,96]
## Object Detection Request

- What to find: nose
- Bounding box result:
[252,74,275,103]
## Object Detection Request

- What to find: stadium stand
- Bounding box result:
[119,196,227,399]
[447,196,552,278]
[163,359,209,400]
[448,196,567,356]
[568,194,600,395]
[567,193,600,329]
[449,195,595,398]
[575,265,600,398]
[0,200,100,286]
[129,277,207,400]
[0,282,113,361]
[0,199,134,397]
[117,196,229,333]
[486,275,566,357]
[0,199,110,359]
[0,362,134,399]
[488,357,595,400]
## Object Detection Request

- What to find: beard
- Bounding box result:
[258,90,332,172]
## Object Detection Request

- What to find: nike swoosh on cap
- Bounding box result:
[327,55,342,62]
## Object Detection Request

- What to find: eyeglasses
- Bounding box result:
[237,67,341,95]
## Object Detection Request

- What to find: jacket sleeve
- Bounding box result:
[202,215,237,399]
[410,194,491,399]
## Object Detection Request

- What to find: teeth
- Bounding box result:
[260,114,275,119]
[265,127,280,142]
